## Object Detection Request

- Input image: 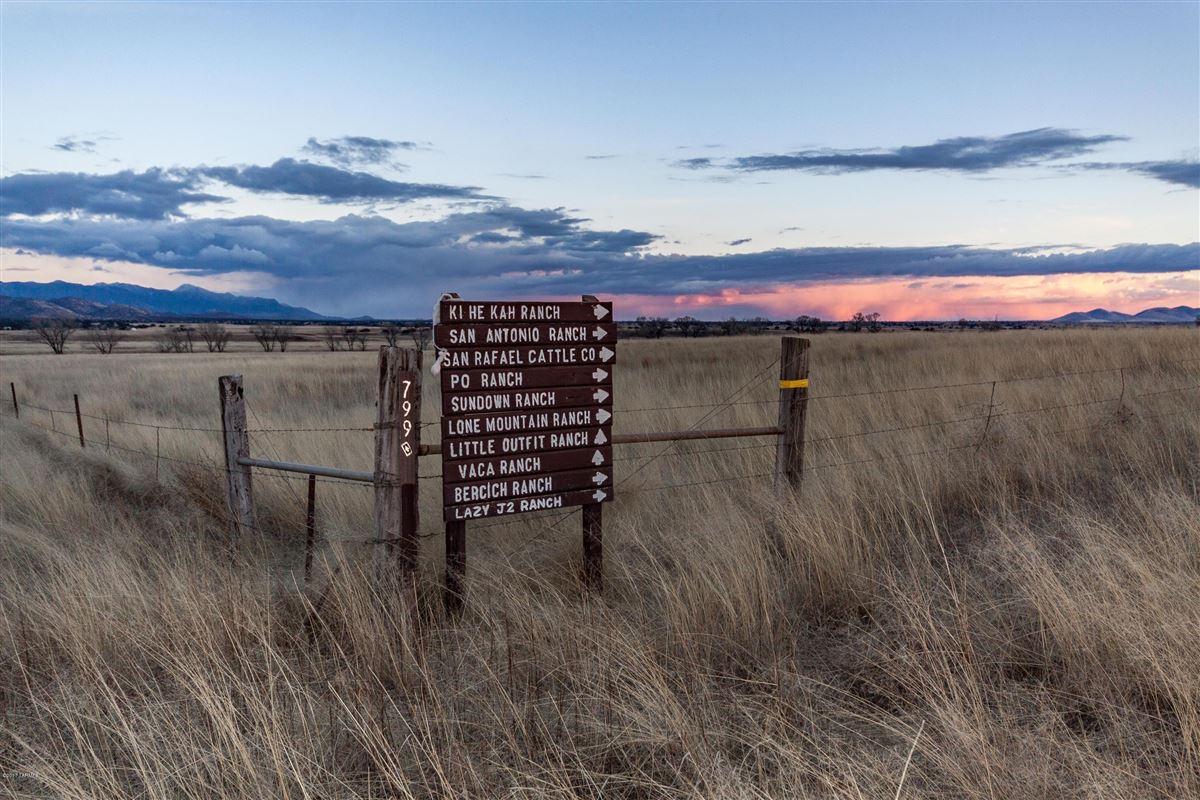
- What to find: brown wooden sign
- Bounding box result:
[435,322,616,347]
[440,300,612,324]
[444,385,612,416]
[446,488,611,521]
[442,364,612,393]
[438,297,616,521]
[443,426,611,460]
[444,406,611,438]
[445,446,613,481]
[438,344,616,370]
[445,466,613,506]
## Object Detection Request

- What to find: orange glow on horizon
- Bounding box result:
[604,271,1199,321]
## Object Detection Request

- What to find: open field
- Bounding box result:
[2,327,1199,798]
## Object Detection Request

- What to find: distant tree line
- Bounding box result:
[25,317,434,355]
[624,312,888,338]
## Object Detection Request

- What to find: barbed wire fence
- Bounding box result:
[3,356,1198,576]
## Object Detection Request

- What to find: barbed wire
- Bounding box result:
[3,374,1196,567]
[6,355,1195,439]
[614,356,1199,414]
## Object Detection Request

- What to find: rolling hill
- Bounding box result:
[0,281,327,321]
[1051,305,1199,324]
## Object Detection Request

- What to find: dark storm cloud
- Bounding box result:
[1,160,488,219]
[193,158,487,203]
[675,128,1127,174]
[0,168,225,220]
[52,136,98,153]
[4,208,1194,312]
[675,157,717,169]
[301,136,422,167]
[1072,159,1200,188]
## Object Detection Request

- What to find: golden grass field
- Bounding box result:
[1,326,1198,798]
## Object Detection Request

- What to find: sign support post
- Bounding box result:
[374,345,421,575]
[444,519,466,613]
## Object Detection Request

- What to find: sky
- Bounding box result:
[1,1,1197,320]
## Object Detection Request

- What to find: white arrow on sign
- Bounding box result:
[591,449,605,466]
[592,326,608,340]
[593,388,610,403]
[596,408,612,424]
[592,471,608,485]
[592,489,607,502]
[599,347,615,362]
[594,429,608,445]
[592,368,608,382]
[593,304,609,319]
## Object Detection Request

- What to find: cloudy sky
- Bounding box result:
[1,2,1197,320]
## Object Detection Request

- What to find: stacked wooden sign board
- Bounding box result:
[435,296,617,523]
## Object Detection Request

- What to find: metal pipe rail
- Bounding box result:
[237,456,373,483]
[415,425,782,456]
[238,427,784,474]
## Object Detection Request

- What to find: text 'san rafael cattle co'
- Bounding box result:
[438,299,616,521]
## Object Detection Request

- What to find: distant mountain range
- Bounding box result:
[0,280,327,321]
[0,281,1196,325]
[1050,306,1199,324]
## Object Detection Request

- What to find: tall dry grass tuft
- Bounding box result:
[1,327,1198,797]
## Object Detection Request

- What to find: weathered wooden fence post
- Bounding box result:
[10,382,18,418]
[219,375,255,541]
[304,474,316,583]
[373,346,421,575]
[73,393,85,448]
[774,337,811,491]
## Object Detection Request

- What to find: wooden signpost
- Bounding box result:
[438,295,615,604]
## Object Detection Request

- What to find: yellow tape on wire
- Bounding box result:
[778,378,809,389]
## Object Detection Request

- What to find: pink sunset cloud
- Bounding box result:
[601,271,1199,321]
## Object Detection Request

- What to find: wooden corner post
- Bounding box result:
[73,394,85,447]
[774,337,811,492]
[218,375,255,541]
[374,345,421,574]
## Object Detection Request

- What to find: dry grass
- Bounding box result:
[1,327,1198,798]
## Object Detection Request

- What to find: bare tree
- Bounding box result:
[178,326,195,352]
[674,316,703,338]
[866,312,882,333]
[273,326,291,352]
[341,325,367,351]
[720,317,744,336]
[197,322,232,352]
[156,327,189,353]
[745,316,772,333]
[252,323,278,352]
[84,327,125,354]
[635,316,668,338]
[33,318,77,354]
[321,326,342,351]
[380,323,402,347]
[409,326,431,351]
[795,315,827,334]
